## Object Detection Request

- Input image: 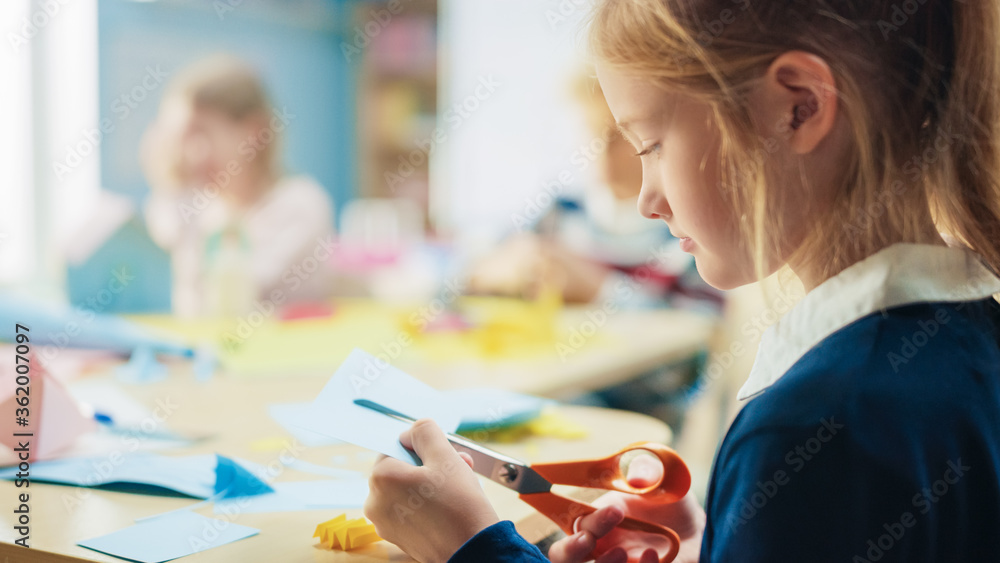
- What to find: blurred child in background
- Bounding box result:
[141,54,335,317]
[469,74,719,310]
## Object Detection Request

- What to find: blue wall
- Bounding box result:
[98,0,358,215]
[73,0,360,312]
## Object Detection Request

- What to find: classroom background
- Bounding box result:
[0,0,787,560]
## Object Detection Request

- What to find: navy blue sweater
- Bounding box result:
[450,298,1000,562]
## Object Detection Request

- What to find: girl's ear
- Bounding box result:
[761,51,838,155]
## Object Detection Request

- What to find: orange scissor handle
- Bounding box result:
[530,441,691,502]
[519,492,681,563]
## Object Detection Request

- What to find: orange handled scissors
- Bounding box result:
[357,399,691,563]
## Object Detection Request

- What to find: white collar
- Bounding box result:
[738,243,1000,401]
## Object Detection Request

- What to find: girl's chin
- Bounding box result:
[693,254,754,291]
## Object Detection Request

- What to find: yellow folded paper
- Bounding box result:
[313,514,382,550]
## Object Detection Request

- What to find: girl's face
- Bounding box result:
[596,65,754,289]
[157,97,265,194]
[181,107,257,186]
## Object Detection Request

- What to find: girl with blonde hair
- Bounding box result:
[363,1,1000,561]
[142,54,334,316]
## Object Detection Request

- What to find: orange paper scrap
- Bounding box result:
[313,514,382,550]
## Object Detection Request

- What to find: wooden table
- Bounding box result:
[0,370,673,562]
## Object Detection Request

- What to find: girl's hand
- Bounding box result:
[548,456,705,563]
[364,419,501,563]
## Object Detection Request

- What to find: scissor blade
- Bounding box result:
[444,432,552,494]
[354,398,552,494]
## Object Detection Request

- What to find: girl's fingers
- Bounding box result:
[401,419,459,466]
[548,531,597,563]
[457,451,474,469]
[578,504,625,537]
[638,548,660,563]
[595,547,628,563]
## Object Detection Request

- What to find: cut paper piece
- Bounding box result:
[116,346,168,384]
[192,345,217,381]
[268,403,342,447]
[214,479,369,514]
[0,354,95,461]
[249,437,290,452]
[313,514,382,551]
[407,291,564,362]
[79,509,258,563]
[0,453,271,499]
[459,409,590,443]
[215,454,274,498]
[446,388,550,432]
[298,349,462,465]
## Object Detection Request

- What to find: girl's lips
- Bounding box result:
[679,237,695,252]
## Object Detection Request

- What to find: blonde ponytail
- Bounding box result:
[932,1,1000,274]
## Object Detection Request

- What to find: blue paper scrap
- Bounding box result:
[78,510,258,563]
[116,346,168,384]
[0,453,272,499]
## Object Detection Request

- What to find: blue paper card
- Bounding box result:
[78,510,258,563]
[0,453,272,499]
[298,349,462,465]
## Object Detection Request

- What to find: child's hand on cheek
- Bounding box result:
[364,419,501,563]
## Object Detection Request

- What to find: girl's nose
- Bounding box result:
[638,180,670,220]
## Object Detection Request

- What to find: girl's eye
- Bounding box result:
[635,143,661,157]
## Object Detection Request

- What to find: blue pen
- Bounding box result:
[93,410,190,443]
